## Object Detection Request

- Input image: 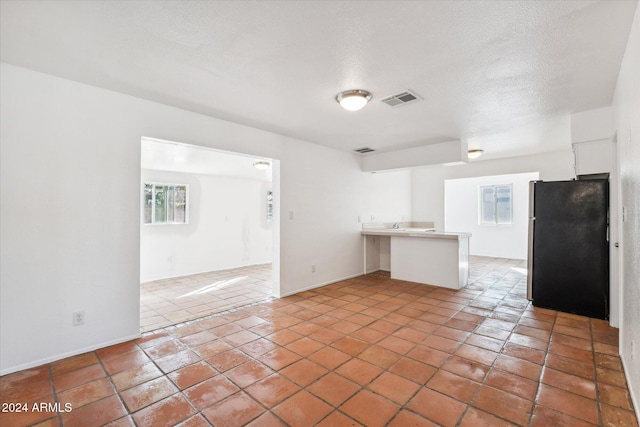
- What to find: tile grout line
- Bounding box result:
[526,303,558,427]
[145,260,601,426]
[7,257,634,426]
[592,317,605,427]
[333,262,517,425]
[46,363,65,427]
[176,278,451,425]
[455,266,530,426]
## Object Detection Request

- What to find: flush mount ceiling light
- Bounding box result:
[468,149,484,159]
[253,161,270,170]
[336,89,372,111]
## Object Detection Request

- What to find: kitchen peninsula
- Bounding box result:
[362,222,471,290]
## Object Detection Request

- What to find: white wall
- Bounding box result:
[0,63,372,374]
[444,172,539,259]
[140,169,273,283]
[612,3,640,415]
[365,170,412,271]
[367,170,412,223]
[412,150,575,232]
[571,106,614,144]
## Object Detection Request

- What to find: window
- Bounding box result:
[480,184,512,225]
[266,191,273,222]
[144,182,189,224]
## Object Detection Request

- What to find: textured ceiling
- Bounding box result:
[1,1,637,161]
[141,138,272,181]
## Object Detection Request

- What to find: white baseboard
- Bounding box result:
[279,272,363,298]
[364,268,390,274]
[0,333,141,376]
[620,351,640,420]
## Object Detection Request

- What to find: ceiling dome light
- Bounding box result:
[468,149,484,159]
[336,89,372,111]
[253,161,270,170]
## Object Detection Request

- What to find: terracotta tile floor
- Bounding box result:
[2,256,638,426]
[140,264,273,332]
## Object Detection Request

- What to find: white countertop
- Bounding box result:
[361,228,471,240]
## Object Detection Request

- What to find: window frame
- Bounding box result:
[479,184,513,226]
[266,190,273,222]
[143,182,190,225]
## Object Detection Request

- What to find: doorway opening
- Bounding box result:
[139,137,279,332]
[444,172,539,260]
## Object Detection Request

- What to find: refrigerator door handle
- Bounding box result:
[527,181,536,301]
[528,181,536,218]
[527,218,534,301]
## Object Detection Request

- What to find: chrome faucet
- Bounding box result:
[392,222,402,229]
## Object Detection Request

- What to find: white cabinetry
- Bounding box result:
[573,139,613,177]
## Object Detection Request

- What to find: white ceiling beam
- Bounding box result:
[361,140,468,172]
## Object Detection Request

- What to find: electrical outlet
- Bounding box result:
[73,311,85,326]
[311,265,316,273]
[289,211,294,220]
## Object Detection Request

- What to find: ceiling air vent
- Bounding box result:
[354,147,375,154]
[381,89,422,107]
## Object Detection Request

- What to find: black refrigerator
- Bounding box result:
[527,179,609,320]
